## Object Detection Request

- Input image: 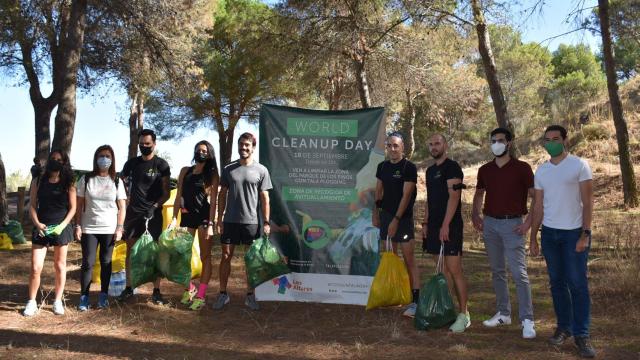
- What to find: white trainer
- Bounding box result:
[482,312,511,327]
[522,319,536,339]
[52,300,65,315]
[23,300,38,317]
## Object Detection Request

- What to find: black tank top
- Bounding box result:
[182,167,209,214]
[37,179,70,224]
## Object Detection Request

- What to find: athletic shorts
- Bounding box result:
[180,209,209,229]
[220,223,260,245]
[31,224,72,247]
[123,208,163,241]
[379,211,415,243]
[423,222,463,256]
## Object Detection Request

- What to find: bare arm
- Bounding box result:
[576,179,594,252]
[29,179,45,234]
[395,181,416,219]
[471,188,485,231]
[515,188,535,235]
[172,167,188,221]
[260,190,271,235]
[439,178,462,242]
[217,185,228,234]
[372,179,383,228]
[208,175,220,231]
[157,176,171,209]
[529,189,544,256]
[62,185,77,226]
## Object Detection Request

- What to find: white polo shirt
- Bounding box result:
[534,154,592,230]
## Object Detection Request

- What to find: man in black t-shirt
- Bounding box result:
[422,133,470,332]
[373,132,419,317]
[117,129,171,305]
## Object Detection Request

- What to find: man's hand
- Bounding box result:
[421,223,428,240]
[576,233,590,252]
[114,228,123,241]
[514,222,530,236]
[387,218,399,238]
[74,226,82,241]
[372,211,380,228]
[472,213,483,232]
[529,234,540,257]
[217,222,224,236]
[207,225,215,238]
[439,225,450,242]
[145,204,157,219]
[167,217,177,230]
[263,223,271,236]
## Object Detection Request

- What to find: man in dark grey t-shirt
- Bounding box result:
[213,132,272,311]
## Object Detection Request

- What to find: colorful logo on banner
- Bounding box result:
[302,220,331,249]
[273,276,292,294]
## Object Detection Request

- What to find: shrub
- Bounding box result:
[582,123,610,141]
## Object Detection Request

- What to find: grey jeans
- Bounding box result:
[483,216,534,321]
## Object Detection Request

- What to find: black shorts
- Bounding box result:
[379,211,414,243]
[423,223,463,256]
[32,224,72,247]
[123,208,163,241]
[180,209,209,229]
[220,223,260,245]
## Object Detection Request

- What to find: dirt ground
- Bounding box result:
[2,184,640,359]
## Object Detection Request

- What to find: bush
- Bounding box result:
[582,123,610,141]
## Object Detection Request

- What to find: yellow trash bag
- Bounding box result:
[191,237,202,279]
[91,242,128,284]
[0,233,13,250]
[366,237,411,310]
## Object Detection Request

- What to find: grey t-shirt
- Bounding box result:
[221,160,273,224]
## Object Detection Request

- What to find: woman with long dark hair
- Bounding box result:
[170,140,219,310]
[74,145,127,311]
[24,150,77,316]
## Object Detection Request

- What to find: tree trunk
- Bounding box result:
[353,57,372,109]
[471,0,511,133]
[0,153,8,226]
[33,100,55,163]
[218,127,234,167]
[401,89,416,159]
[51,0,88,155]
[598,0,639,207]
[128,92,145,159]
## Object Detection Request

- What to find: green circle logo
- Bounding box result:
[302,220,331,249]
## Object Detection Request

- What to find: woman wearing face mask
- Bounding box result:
[170,140,220,310]
[24,150,77,317]
[74,145,127,311]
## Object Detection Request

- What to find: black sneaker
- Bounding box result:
[549,328,572,345]
[116,287,134,302]
[575,336,596,358]
[152,289,165,305]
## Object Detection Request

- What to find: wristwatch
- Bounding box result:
[583,229,592,237]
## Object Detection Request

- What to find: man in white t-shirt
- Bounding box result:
[529,125,595,358]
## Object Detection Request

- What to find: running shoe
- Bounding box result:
[116,287,134,302]
[190,297,206,311]
[23,300,38,317]
[97,292,109,309]
[522,319,536,339]
[244,294,260,311]
[52,300,65,315]
[181,288,197,305]
[482,312,511,327]
[402,303,417,318]
[449,312,470,333]
[78,295,90,312]
[212,293,230,310]
[151,289,166,305]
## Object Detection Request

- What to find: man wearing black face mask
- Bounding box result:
[472,127,536,339]
[117,129,171,304]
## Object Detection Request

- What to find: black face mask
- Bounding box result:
[47,160,63,172]
[194,153,208,163]
[139,145,153,156]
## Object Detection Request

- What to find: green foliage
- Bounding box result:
[6,170,31,193]
[551,44,603,79]
[582,123,610,141]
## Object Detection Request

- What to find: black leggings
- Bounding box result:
[80,233,115,295]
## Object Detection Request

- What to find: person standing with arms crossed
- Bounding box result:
[472,128,536,338]
[117,129,171,305]
[422,134,470,333]
[371,132,419,317]
[530,125,595,358]
[213,132,272,311]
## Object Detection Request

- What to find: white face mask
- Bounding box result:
[97,156,112,170]
[491,142,507,157]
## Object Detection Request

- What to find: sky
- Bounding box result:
[0,0,598,177]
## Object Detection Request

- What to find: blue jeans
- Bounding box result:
[541,226,591,337]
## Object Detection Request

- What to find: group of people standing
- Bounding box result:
[23,129,272,316]
[374,125,595,358]
[21,123,595,358]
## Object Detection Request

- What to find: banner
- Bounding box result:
[256,104,386,305]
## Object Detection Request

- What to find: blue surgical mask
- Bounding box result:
[97,156,112,170]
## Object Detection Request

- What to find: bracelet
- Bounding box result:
[74,224,82,229]
[116,224,124,229]
[421,222,427,226]
[263,220,270,225]
[394,215,401,221]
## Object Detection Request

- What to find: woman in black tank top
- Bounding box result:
[23,150,77,317]
[170,140,220,310]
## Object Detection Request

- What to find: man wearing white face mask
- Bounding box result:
[472,128,536,339]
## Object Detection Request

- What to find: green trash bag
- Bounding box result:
[0,220,26,244]
[130,230,160,289]
[414,246,457,330]
[244,235,290,289]
[157,228,194,287]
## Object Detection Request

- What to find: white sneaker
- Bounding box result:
[23,300,38,317]
[402,303,417,318]
[522,319,536,339]
[482,312,511,327]
[52,300,65,315]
